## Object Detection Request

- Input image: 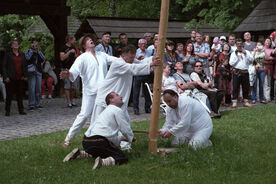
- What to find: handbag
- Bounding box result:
[27,64,36,73]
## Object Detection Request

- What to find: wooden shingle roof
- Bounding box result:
[234,0,276,32]
[28,16,81,36]
[76,16,227,39]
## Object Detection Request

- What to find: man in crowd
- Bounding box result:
[230,38,254,108]
[63,92,136,170]
[159,89,213,149]
[2,40,27,116]
[60,35,117,148]
[133,39,152,115]
[25,37,45,110]
[143,33,152,47]
[228,34,237,53]
[147,33,158,54]
[194,32,211,77]
[243,32,256,52]
[114,33,128,57]
[60,35,79,108]
[243,32,257,100]
[95,32,113,56]
[90,45,160,149]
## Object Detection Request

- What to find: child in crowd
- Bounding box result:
[219,58,232,105]
[211,37,221,53]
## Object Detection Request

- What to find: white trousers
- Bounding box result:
[66,94,96,139]
[264,74,271,101]
[171,126,213,150]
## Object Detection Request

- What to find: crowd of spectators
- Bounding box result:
[0,30,276,118]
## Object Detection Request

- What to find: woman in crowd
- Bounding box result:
[252,42,266,104]
[164,41,180,75]
[190,61,223,118]
[214,43,231,88]
[219,58,232,106]
[41,61,57,99]
[182,42,198,74]
[263,38,274,102]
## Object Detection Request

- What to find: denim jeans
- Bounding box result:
[252,70,265,101]
[28,72,42,108]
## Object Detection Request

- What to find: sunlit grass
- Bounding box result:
[1,105,276,184]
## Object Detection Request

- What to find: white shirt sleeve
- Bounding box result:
[169,102,192,137]
[113,59,151,76]
[102,52,120,65]
[69,56,82,82]
[115,109,134,143]
[160,108,176,133]
[190,72,201,82]
[246,50,254,64]
[229,52,239,67]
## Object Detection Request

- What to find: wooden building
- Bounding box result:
[28,16,81,38]
[75,16,228,43]
[0,0,70,63]
[234,0,276,41]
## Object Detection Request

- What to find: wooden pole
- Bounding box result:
[148,0,170,154]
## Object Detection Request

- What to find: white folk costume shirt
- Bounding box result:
[160,95,212,142]
[94,56,152,111]
[229,50,253,70]
[69,51,118,95]
[85,104,134,146]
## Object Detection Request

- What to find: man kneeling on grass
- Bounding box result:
[63,92,136,170]
[158,89,213,149]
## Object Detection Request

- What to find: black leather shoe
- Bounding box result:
[145,109,151,113]
[5,112,10,116]
[134,110,140,115]
[19,112,27,115]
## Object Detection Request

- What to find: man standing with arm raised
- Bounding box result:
[60,35,119,148]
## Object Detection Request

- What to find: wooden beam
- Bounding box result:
[148,0,170,154]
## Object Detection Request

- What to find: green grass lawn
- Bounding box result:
[1,105,276,184]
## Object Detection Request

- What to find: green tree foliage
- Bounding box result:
[0,15,34,49]
[67,0,187,21]
[0,15,54,62]
[176,0,262,32]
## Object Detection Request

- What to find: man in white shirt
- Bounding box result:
[63,92,136,170]
[90,45,160,150]
[60,35,119,148]
[90,45,160,126]
[229,38,254,108]
[158,89,213,149]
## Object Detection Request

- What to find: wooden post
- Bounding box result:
[148,0,170,154]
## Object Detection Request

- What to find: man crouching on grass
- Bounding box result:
[158,89,213,150]
[63,92,136,170]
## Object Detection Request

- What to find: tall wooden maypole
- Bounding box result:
[148,0,170,154]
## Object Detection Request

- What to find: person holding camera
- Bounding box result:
[229,38,254,108]
[25,38,46,111]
